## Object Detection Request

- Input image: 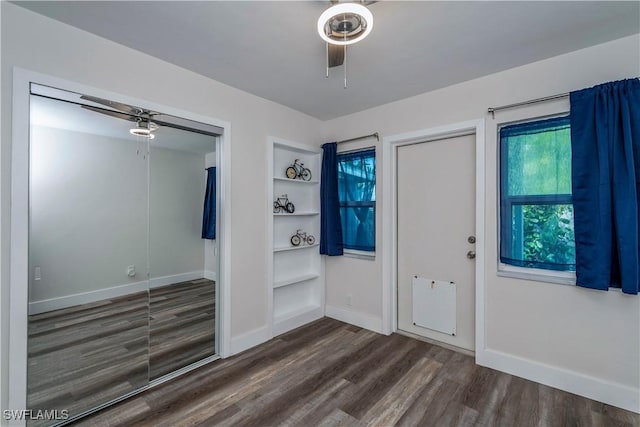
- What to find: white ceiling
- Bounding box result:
[17,1,640,120]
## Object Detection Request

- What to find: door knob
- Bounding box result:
[466,250,476,259]
[468,236,476,244]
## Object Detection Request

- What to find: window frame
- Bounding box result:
[497,113,577,284]
[337,147,376,258]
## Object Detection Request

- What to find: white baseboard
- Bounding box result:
[149,271,207,289]
[29,280,148,315]
[325,305,383,334]
[273,306,324,337]
[29,271,212,315]
[477,348,640,414]
[230,325,270,355]
[204,270,217,281]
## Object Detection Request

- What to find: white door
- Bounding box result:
[396,134,476,351]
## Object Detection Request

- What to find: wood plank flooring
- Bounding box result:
[72,317,640,427]
[149,278,216,379]
[27,279,216,427]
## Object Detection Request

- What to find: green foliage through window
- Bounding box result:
[500,116,575,271]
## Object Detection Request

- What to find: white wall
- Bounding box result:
[29,126,148,303]
[28,125,209,310]
[322,34,640,408]
[149,146,207,280]
[1,2,323,413]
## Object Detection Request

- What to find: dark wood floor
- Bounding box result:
[27,279,216,426]
[149,278,216,379]
[72,317,639,427]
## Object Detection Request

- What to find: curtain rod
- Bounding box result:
[337,132,379,144]
[488,92,569,118]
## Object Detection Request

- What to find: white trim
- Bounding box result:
[230,325,271,355]
[8,69,233,415]
[266,139,275,339]
[203,270,217,281]
[477,348,640,414]
[28,281,148,315]
[273,305,324,337]
[325,305,383,334]
[9,68,31,418]
[381,119,486,347]
[497,264,576,286]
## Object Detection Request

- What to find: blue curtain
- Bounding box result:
[338,149,376,251]
[570,78,640,295]
[202,167,216,240]
[320,143,343,255]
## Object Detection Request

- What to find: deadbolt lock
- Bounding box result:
[468,235,476,244]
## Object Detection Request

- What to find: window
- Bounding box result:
[337,149,376,252]
[500,116,575,272]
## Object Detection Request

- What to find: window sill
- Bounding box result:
[343,249,375,261]
[497,264,576,286]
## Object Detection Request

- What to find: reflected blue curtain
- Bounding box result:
[338,149,376,251]
[202,167,216,240]
[570,78,640,295]
[320,143,343,256]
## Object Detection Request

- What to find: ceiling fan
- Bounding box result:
[80,94,160,139]
[318,1,376,87]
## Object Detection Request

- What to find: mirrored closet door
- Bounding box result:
[27,84,220,425]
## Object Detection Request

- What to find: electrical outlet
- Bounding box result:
[346,294,352,306]
[34,266,41,281]
[127,265,136,277]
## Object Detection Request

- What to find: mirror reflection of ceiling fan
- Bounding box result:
[80,95,160,138]
[318,1,376,87]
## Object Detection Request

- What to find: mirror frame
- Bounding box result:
[9,68,232,420]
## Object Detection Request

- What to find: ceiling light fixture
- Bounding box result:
[129,120,157,140]
[318,2,373,89]
[317,3,373,46]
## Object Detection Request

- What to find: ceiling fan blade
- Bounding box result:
[328,43,344,68]
[80,94,145,116]
[81,105,139,122]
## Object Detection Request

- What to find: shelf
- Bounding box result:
[273,212,319,217]
[274,177,319,185]
[273,273,320,289]
[274,243,319,253]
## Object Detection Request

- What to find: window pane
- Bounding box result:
[338,149,376,202]
[500,116,575,272]
[502,116,571,196]
[506,204,576,270]
[337,149,375,252]
[340,206,375,251]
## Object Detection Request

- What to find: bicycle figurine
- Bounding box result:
[291,229,316,246]
[273,194,295,214]
[286,159,312,181]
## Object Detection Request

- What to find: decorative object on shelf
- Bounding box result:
[273,194,295,214]
[291,229,316,247]
[286,159,312,181]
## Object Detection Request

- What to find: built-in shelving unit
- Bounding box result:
[267,137,324,337]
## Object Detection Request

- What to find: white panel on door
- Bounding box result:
[411,277,456,336]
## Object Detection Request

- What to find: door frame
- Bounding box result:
[9,68,233,414]
[381,119,485,356]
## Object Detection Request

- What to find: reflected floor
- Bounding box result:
[149,278,216,379]
[27,292,149,427]
[27,278,215,426]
